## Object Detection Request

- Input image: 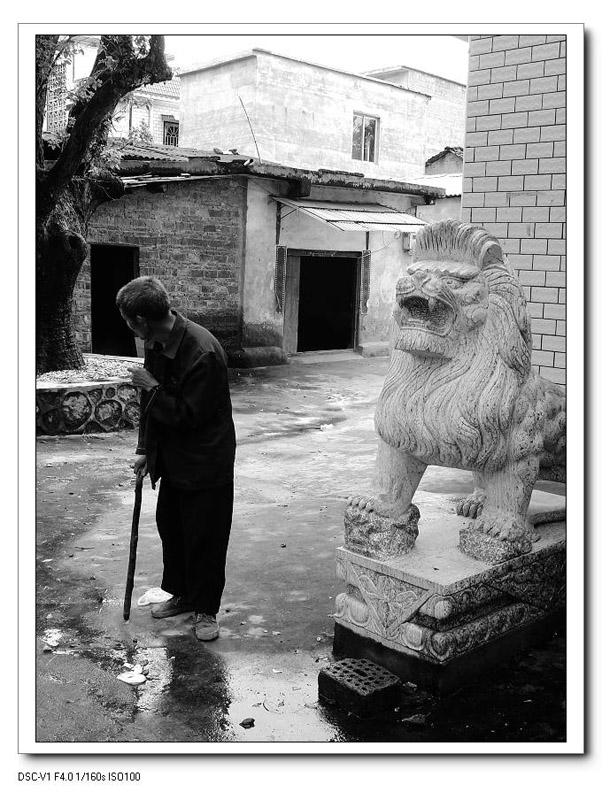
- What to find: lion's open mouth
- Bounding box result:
[396,293,455,335]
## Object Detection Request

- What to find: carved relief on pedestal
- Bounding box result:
[334,544,559,663]
[427,602,538,662]
[418,583,506,625]
[488,548,566,609]
[334,554,432,649]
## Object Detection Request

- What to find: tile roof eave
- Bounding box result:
[118,158,445,199]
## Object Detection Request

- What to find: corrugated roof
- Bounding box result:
[273,198,428,232]
[121,174,220,190]
[406,174,462,197]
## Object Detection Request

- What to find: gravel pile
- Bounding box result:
[37,354,141,385]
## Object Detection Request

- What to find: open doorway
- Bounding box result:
[91,244,139,356]
[295,255,359,352]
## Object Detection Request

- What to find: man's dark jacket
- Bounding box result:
[136,311,235,490]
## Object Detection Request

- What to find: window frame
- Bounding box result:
[352,112,379,164]
[163,119,180,147]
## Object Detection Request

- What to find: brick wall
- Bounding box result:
[462,34,566,385]
[75,179,246,353]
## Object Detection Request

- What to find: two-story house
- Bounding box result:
[178,49,467,182]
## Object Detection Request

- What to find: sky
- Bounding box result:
[164,34,470,85]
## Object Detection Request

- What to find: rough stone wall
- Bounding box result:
[180,52,430,180]
[78,179,246,354]
[403,71,467,161]
[179,56,259,156]
[462,34,566,385]
[254,53,430,180]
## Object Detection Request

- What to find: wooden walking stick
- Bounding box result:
[123,470,144,621]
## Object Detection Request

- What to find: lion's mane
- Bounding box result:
[375,221,543,474]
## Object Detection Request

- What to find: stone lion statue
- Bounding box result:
[348,219,565,562]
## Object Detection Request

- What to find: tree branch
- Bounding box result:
[38,35,172,218]
[36,35,60,169]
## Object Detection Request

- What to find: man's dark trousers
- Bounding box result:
[156,478,234,616]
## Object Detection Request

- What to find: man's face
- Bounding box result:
[120,310,151,341]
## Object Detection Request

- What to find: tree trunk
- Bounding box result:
[36,173,126,374]
[35,35,171,374]
[36,192,88,374]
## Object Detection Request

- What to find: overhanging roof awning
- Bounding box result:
[273,197,428,232]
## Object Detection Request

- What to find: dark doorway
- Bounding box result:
[296,255,358,352]
[91,244,139,356]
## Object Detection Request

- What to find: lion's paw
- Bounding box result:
[347,496,418,523]
[456,492,486,519]
[347,495,378,513]
[344,500,420,559]
[470,513,532,542]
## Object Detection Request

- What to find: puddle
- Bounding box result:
[220,659,339,742]
[134,647,174,713]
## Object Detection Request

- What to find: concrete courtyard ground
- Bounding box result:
[34,353,566,746]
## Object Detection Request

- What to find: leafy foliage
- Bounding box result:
[36,34,172,372]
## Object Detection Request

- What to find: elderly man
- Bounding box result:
[116,276,236,641]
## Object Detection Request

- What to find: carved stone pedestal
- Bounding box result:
[333,499,565,694]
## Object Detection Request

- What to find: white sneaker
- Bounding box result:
[194,612,219,641]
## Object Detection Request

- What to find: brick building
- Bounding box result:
[178,49,466,183]
[76,147,443,364]
[461,33,567,385]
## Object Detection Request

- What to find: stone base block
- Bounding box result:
[344,503,420,560]
[318,658,400,717]
[459,523,533,563]
[333,612,565,695]
[334,502,565,693]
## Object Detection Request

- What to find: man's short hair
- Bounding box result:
[116,276,171,320]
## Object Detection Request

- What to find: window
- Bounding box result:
[352,113,378,162]
[46,62,67,132]
[163,120,180,147]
